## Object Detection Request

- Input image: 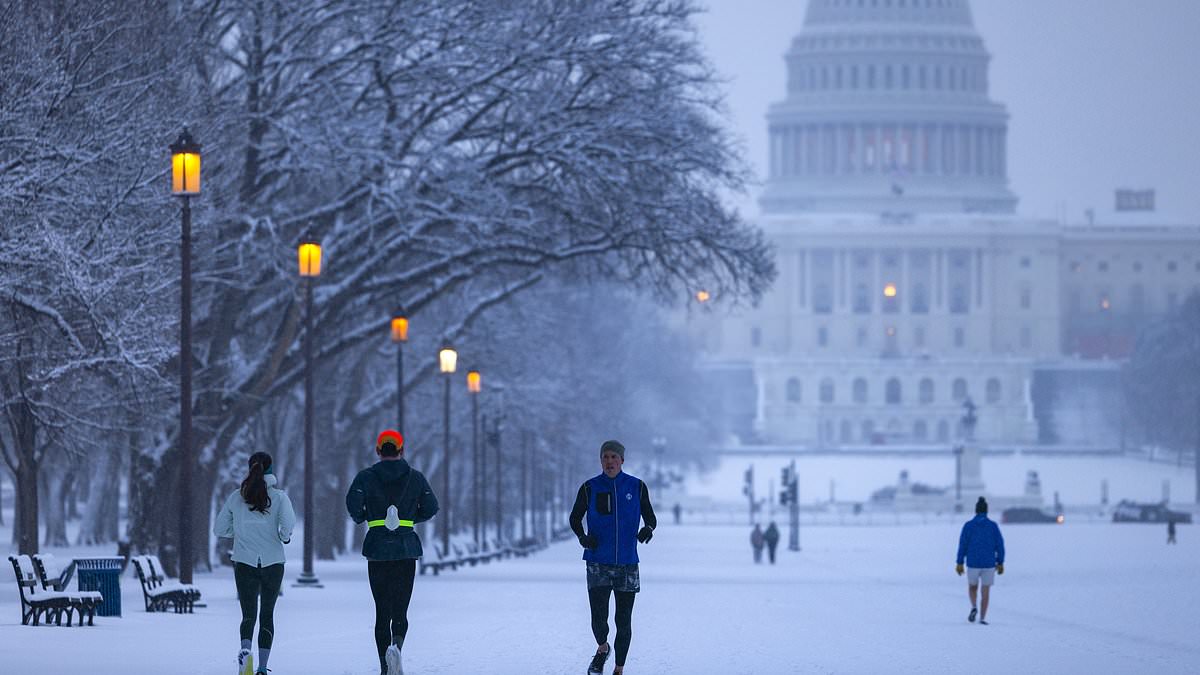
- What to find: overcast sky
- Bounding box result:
[695,0,1200,224]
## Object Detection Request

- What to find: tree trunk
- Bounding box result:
[42,467,72,547]
[315,390,344,560]
[79,445,123,545]
[126,441,168,556]
[16,460,39,555]
[67,464,82,520]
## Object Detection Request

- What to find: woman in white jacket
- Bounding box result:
[215,451,296,675]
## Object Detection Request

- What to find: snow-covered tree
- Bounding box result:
[1124,292,1200,503]
[0,0,189,552]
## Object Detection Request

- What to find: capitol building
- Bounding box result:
[697,0,1200,449]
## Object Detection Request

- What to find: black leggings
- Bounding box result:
[234,563,284,649]
[368,559,417,668]
[588,587,636,667]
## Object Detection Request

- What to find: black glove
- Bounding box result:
[637,526,654,544]
[579,534,598,549]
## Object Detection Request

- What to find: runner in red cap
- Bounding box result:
[346,429,439,675]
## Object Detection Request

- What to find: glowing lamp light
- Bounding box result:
[170,128,201,196]
[696,290,711,303]
[391,307,409,343]
[439,347,458,374]
[883,283,898,298]
[467,370,481,394]
[298,238,322,277]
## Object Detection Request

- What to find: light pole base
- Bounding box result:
[292,571,323,588]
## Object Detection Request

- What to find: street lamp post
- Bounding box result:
[391,307,409,435]
[467,369,481,548]
[651,436,666,491]
[492,414,503,542]
[439,347,457,556]
[170,128,200,584]
[296,236,323,587]
[953,445,964,512]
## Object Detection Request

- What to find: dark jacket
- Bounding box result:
[569,471,656,565]
[957,513,1005,568]
[346,459,438,561]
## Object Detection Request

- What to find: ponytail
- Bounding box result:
[240,451,273,513]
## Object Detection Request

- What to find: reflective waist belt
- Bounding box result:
[367,519,414,529]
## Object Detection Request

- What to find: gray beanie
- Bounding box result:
[600,440,625,459]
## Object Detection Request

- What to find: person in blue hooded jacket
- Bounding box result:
[956,496,1005,625]
[346,430,439,675]
[569,440,657,675]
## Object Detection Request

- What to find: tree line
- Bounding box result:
[0,0,774,567]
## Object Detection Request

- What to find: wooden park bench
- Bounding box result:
[145,554,201,606]
[419,541,467,576]
[8,555,73,626]
[129,555,193,613]
[32,554,103,626]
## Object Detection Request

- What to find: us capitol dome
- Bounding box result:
[760,0,1017,215]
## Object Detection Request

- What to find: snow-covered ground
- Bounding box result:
[3,517,1196,674]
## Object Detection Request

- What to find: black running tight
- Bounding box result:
[588,587,636,667]
[234,562,284,649]
[368,559,417,669]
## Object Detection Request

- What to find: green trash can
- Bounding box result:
[75,556,125,617]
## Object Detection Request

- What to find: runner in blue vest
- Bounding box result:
[346,430,439,675]
[569,440,657,675]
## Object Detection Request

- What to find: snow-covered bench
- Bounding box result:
[8,555,73,626]
[32,554,103,626]
[129,555,193,613]
[144,554,201,605]
[31,553,76,590]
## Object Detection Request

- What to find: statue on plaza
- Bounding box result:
[958,398,985,494]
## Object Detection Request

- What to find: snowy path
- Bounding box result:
[2,521,1196,674]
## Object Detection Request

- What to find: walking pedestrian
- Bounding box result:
[955,497,1005,625]
[764,522,780,564]
[1167,518,1176,544]
[750,524,765,564]
[345,430,439,675]
[214,451,296,675]
[569,440,657,675]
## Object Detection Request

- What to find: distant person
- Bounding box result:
[751,524,765,564]
[673,502,682,525]
[346,430,439,675]
[214,451,296,675]
[764,522,781,564]
[956,497,1005,625]
[1167,519,1176,544]
[569,440,657,675]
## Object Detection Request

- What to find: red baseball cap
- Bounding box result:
[376,429,404,451]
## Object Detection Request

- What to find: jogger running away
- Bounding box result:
[214,451,296,675]
[346,430,439,675]
[569,440,657,675]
